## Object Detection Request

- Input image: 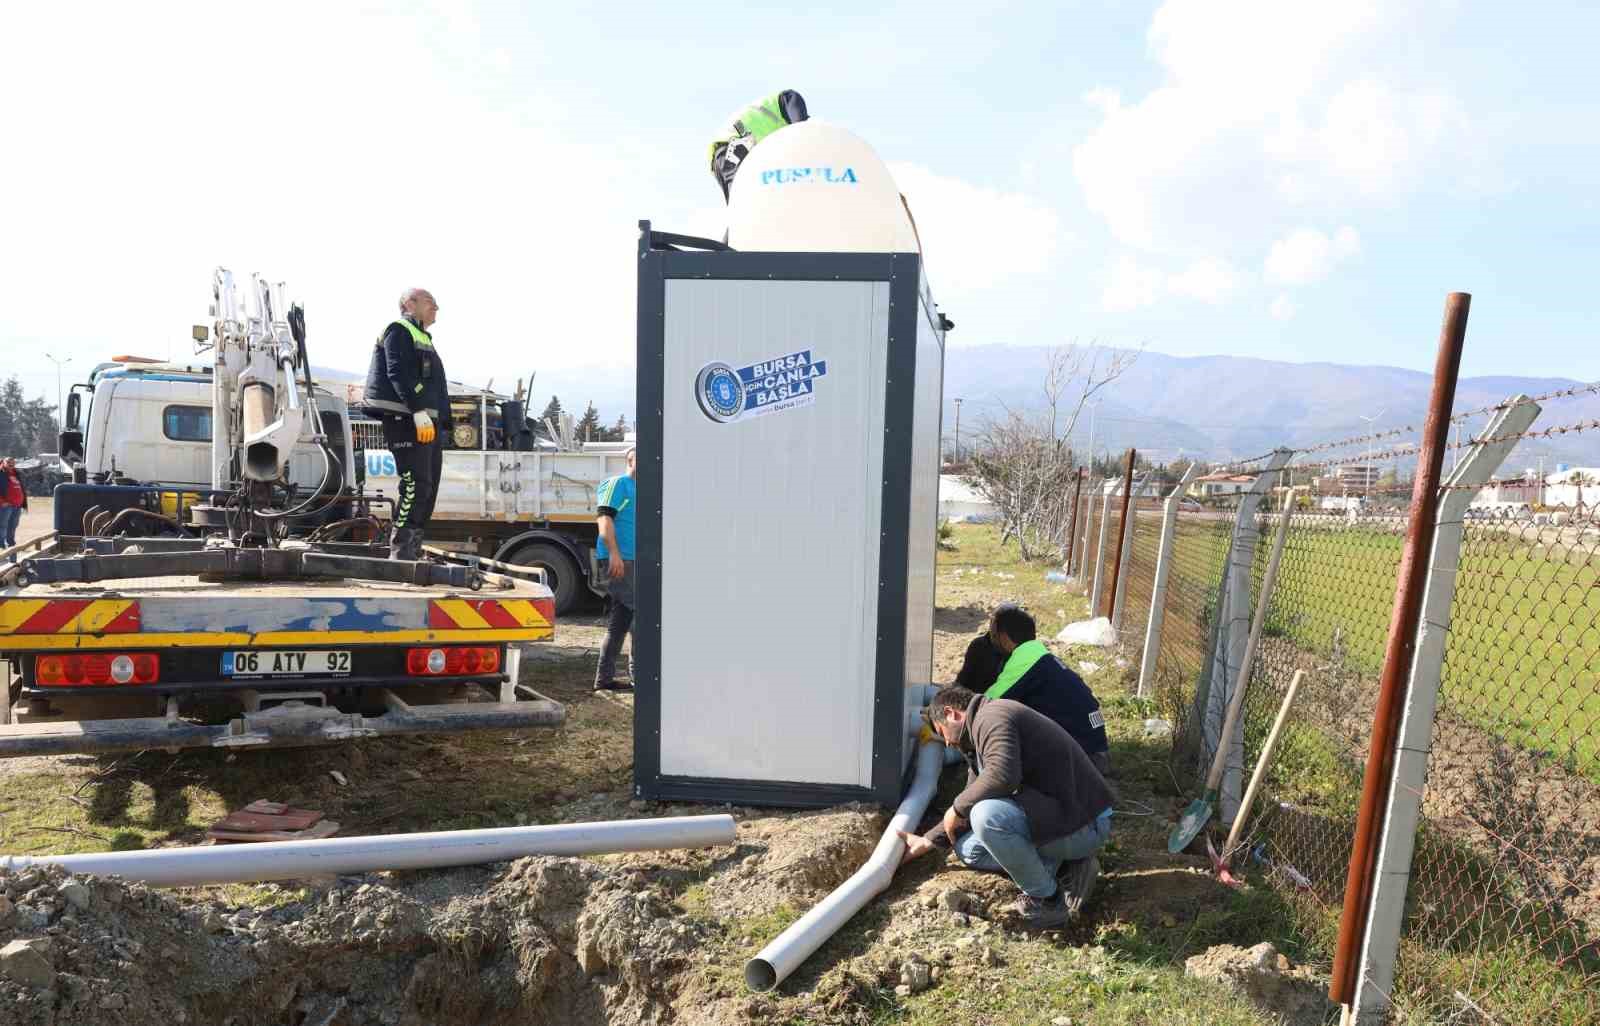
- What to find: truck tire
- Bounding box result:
[509,542,583,616]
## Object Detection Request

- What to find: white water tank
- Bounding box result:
[727,120,918,253]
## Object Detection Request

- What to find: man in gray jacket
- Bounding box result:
[898,685,1114,928]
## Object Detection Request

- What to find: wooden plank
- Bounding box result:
[208,820,341,844]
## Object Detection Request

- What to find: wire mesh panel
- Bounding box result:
[1384,507,1600,1024]
[1117,494,1162,654]
[1154,499,1239,777]
[1077,484,1105,595]
[1141,389,1600,1021]
[1230,487,1411,916]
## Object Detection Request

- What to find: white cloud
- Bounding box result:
[1100,254,1247,312]
[1270,294,1298,321]
[0,2,683,397]
[888,163,1062,295]
[1168,258,1245,304]
[1264,227,1361,285]
[1101,257,1164,312]
[1071,0,1463,290]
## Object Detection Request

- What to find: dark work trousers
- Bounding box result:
[595,560,635,687]
[382,415,442,530]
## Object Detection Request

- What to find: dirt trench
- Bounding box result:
[0,803,890,1026]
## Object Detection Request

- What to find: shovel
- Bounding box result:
[1168,488,1296,855]
[1219,668,1307,870]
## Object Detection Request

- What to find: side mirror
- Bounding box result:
[192,324,210,343]
[58,430,83,464]
[65,392,81,431]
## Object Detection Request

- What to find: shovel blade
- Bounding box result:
[1168,796,1213,854]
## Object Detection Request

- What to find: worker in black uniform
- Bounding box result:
[363,288,450,561]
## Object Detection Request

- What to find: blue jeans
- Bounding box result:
[953,798,1112,898]
[0,506,18,549]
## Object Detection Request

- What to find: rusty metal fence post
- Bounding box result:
[1330,293,1471,1011]
[1349,395,1540,1023]
[1138,464,1203,698]
[1102,449,1138,619]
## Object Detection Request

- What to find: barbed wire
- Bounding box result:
[1449,379,1600,423]
[1452,417,1600,450]
[1256,381,1600,464]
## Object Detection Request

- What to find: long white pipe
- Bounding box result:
[1,815,737,888]
[745,740,945,992]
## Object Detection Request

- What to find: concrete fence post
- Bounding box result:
[1111,474,1153,633]
[1076,477,1099,589]
[1351,395,1540,1025]
[1088,479,1118,615]
[1138,465,1203,698]
[1201,449,1292,822]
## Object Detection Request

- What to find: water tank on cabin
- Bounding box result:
[727,120,918,253]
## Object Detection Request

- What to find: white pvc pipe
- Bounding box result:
[745,741,945,992]
[1,815,737,888]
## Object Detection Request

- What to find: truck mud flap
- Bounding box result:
[0,687,566,758]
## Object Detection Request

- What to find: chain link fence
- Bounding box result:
[1140,412,1600,1022]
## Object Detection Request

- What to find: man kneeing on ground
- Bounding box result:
[897,685,1114,929]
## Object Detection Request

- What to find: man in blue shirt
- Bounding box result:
[594,448,637,691]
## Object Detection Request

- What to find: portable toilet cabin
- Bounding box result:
[632,122,948,807]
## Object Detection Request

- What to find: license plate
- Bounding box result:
[221,650,352,677]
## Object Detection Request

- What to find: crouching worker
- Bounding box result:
[897,686,1114,929]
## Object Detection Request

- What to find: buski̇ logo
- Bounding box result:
[694,349,828,424]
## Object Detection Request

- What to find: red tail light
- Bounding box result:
[37,651,159,686]
[404,646,500,676]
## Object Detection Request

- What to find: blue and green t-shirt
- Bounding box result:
[596,474,636,561]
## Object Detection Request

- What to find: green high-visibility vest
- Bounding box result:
[986,640,1051,700]
[392,319,434,351]
[709,93,791,165]
[733,93,789,145]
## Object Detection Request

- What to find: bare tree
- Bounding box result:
[965,345,1137,561]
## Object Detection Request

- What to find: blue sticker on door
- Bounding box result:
[695,349,828,424]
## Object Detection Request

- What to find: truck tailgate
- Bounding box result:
[0,577,554,650]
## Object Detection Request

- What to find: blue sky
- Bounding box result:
[4,0,1598,418]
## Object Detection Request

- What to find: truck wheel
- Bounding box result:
[509,542,583,615]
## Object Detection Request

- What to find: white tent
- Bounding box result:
[939,475,998,522]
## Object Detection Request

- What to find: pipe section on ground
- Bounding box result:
[1,815,737,888]
[745,740,945,992]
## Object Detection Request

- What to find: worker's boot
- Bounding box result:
[389,527,421,561]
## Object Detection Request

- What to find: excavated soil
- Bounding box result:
[0,801,898,1026]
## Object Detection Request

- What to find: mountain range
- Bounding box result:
[941,346,1599,470]
[316,346,1600,470]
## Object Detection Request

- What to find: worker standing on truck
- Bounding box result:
[709,90,809,201]
[363,288,451,561]
[593,448,637,692]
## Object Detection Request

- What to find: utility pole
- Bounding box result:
[44,353,72,432]
[952,398,963,465]
[1085,400,1099,473]
[1360,408,1386,497]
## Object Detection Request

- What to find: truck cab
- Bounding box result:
[63,357,356,493]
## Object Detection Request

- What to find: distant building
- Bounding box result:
[1334,465,1381,489]
[1470,466,1600,511]
[1187,471,1257,498]
[1540,466,1600,510]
